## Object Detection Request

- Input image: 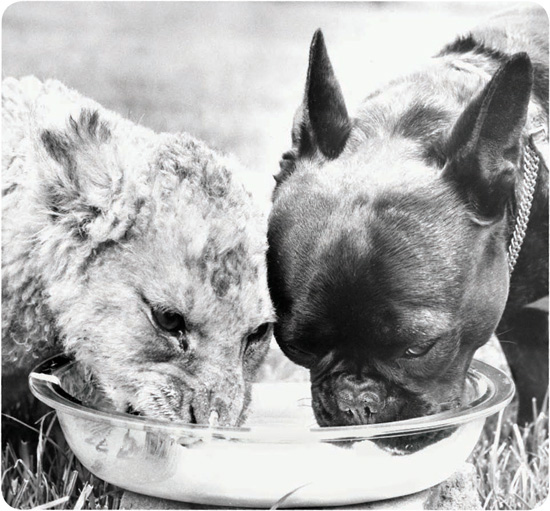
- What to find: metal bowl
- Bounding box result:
[29,354,514,508]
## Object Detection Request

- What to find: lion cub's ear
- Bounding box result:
[38,109,140,245]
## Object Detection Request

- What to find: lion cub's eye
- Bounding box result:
[246,323,272,347]
[152,308,187,335]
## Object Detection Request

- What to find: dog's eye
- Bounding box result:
[152,308,187,335]
[403,343,433,358]
[282,343,316,368]
[286,345,309,358]
[246,323,272,346]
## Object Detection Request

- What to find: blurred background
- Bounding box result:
[3,2,513,204]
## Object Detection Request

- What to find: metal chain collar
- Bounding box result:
[450,58,545,276]
[507,137,541,274]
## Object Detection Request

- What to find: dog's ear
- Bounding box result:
[275,30,351,187]
[300,29,352,159]
[38,109,140,245]
[443,53,533,222]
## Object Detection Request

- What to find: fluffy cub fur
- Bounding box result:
[2,76,274,426]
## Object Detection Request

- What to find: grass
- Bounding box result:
[471,394,549,510]
[2,396,548,510]
[2,412,122,509]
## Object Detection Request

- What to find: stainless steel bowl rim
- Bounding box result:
[29,355,514,442]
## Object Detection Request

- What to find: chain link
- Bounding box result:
[507,139,540,274]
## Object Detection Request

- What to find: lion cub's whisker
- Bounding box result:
[208,410,219,428]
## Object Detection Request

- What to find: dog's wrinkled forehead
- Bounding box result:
[299,134,440,189]
[274,150,478,337]
[320,191,470,306]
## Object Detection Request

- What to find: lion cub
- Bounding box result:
[2,76,273,426]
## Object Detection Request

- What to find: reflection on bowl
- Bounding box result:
[29,354,514,508]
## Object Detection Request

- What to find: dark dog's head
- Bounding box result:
[268,31,533,426]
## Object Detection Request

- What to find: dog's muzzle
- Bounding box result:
[312,371,393,426]
[333,373,387,424]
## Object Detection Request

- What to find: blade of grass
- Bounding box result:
[513,423,529,494]
[2,413,67,457]
[32,495,70,510]
[12,478,29,509]
[63,470,79,497]
[73,482,93,510]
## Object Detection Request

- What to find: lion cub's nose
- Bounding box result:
[335,374,387,424]
[189,389,235,426]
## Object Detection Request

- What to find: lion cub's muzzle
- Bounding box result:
[189,375,247,426]
[131,368,247,427]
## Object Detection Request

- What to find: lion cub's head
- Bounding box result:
[35,109,273,426]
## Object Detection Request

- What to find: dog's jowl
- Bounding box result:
[2,77,274,427]
[268,6,548,426]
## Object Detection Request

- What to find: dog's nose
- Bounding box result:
[335,374,387,424]
[339,393,383,423]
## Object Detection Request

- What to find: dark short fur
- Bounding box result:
[268,6,548,429]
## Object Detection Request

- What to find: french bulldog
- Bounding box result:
[268,6,548,427]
